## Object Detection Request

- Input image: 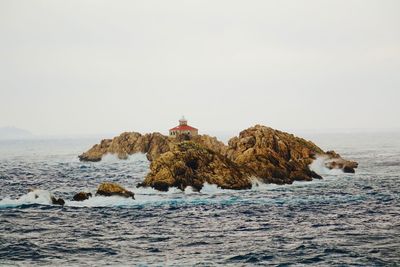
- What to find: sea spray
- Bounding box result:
[0,189,54,208]
[309,156,345,175]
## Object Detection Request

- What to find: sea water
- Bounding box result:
[0,133,399,266]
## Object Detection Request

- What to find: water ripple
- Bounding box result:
[0,137,399,266]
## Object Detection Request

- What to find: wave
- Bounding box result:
[0,189,55,208]
[100,153,149,163]
[0,175,342,209]
[309,156,345,175]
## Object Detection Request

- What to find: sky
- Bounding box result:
[0,0,399,136]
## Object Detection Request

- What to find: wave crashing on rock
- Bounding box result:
[79,125,358,191]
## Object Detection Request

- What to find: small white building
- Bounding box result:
[169,117,198,137]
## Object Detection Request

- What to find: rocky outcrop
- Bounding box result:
[190,135,228,156]
[224,125,358,182]
[138,142,252,191]
[324,151,359,173]
[79,125,358,191]
[51,196,65,206]
[96,182,135,199]
[225,125,324,184]
[72,192,92,201]
[78,132,227,162]
[78,132,171,162]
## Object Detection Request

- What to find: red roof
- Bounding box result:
[169,125,198,131]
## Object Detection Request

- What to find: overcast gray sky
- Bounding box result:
[0,0,399,136]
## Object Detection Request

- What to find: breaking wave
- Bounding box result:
[1,135,399,266]
[309,156,345,175]
[0,189,55,208]
[0,179,341,209]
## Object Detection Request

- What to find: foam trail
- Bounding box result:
[0,189,53,208]
[133,186,184,195]
[65,195,137,208]
[100,152,149,163]
[200,183,234,194]
[251,179,283,191]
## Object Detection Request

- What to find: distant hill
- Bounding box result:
[0,127,33,140]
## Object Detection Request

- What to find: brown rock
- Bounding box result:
[51,196,65,206]
[72,192,92,201]
[324,152,358,173]
[96,182,135,199]
[343,166,356,173]
[79,125,358,191]
[226,125,325,184]
[78,131,227,163]
[139,142,252,191]
[78,139,112,162]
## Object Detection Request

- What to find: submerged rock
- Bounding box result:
[139,142,252,191]
[51,196,65,206]
[96,182,135,199]
[72,192,92,201]
[28,189,65,206]
[324,151,359,173]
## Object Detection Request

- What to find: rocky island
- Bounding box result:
[79,123,358,192]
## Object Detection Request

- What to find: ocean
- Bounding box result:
[0,133,399,266]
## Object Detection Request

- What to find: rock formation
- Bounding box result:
[324,151,359,173]
[96,182,135,199]
[79,125,358,191]
[225,125,324,184]
[51,196,65,206]
[72,192,92,201]
[79,132,227,162]
[138,142,252,191]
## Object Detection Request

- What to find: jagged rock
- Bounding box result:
[79,125,358,191]
[324,151,358,173]
[78,132,227,163]
[96,182,135,199]
[145,133,175,161]
[78,139,113,162]
[343,166,356,173]
[78,132,174,162]
[190,135,228,155]
[138,142,252,191]
[72,192,92,201]
[51,196,65,206]
[226,125,324,184]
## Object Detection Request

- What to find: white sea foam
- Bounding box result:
[65,185,193,208]
[200,183,231,194]
[0,189,54,208]
[0,162,343,209]
[309,156,344,175]
[132,185,183,195]
[65,195,137,208]
[250,179,283,191]
[101,152,148,163]
[184,186,196,194]
[0,190,167,209]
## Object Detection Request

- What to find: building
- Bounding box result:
[169,117,198,137]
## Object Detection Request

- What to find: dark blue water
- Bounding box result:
[0,133,399,266]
